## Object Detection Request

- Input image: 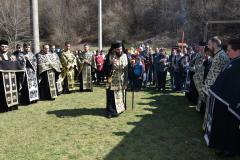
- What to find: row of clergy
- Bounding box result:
[0,40,96,112]
[186,37,240,156]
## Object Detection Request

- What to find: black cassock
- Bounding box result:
[185,70,198,105]
[104,52,128,117]
[0,59,24,112]
[204,56,240,153]
[37,52,61,100]
[17,52,39,104]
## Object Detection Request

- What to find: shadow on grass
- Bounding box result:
[140,85,176,95]
[47,108,105,118]
[104,90,229,160]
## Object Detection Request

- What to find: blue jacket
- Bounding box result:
[133,62,143,77]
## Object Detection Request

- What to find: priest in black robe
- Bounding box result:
[104,41,128,118]
[37,44,61,100]
[0,40,24,112]
[17,43,39,104]
[204,38,240,156]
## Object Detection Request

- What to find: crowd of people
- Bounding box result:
[127,44,191,92]
[0,36,240,157]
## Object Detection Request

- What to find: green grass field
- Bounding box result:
[0,86,239,160]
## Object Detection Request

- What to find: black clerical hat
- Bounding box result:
[111,41,122,49]
[0,40,9,46]
[172,45,179,49]
[198,41,206,46]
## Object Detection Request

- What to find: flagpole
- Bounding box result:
[30,0,40,53]
[98,0,102,50]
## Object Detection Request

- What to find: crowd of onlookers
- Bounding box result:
[124,43,203,92]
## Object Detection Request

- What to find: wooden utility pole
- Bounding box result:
[30,0,40,53]
[98,0,102,50]
[181,31,185,51]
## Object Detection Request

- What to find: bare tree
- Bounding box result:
[1,0,239,47]
[0,0,30,48]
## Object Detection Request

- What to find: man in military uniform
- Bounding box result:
[191,42,206,110]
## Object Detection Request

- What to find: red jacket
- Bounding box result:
[95,55,104,71]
